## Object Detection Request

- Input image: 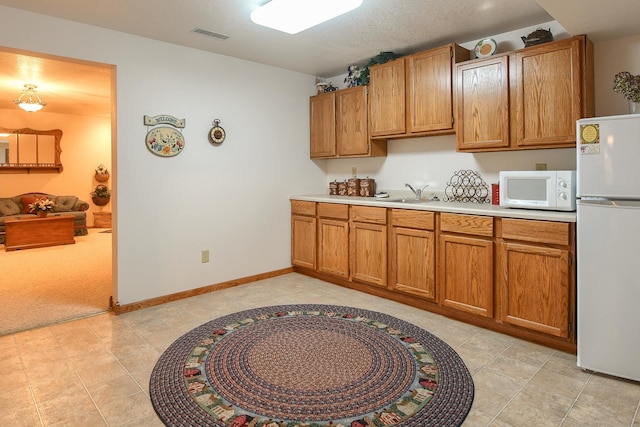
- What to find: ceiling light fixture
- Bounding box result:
[13,84,46,112]
[250,0,363,34]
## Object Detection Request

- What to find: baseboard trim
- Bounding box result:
[111,267,294,315]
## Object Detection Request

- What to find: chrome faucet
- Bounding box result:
[405,183,429,200]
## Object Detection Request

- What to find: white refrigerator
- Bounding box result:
[576,113,640,382]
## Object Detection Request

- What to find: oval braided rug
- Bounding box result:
[150,304,474,426]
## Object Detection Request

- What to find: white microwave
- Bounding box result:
[499,170,576,211]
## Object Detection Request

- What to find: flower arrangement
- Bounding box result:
[29,198,55,213]
[344,65,361,87]
[95,164,110,182]
[613,71,640,103]
[91,184,111,198]
[95,164,109,175]
[91,184,111,206]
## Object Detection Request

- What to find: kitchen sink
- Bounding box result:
[386,198,429,204]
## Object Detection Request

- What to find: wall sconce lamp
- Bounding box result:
[13,84,47,112]
[250,0,363,34]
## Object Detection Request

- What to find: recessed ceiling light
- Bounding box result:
[250,0,363,34]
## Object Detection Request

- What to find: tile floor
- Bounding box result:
[1,273,639,427]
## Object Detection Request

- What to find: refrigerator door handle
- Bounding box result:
[578,199,640,209]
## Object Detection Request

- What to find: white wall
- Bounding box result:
[322,22,640,196]
[0,6,326,305]
[593,33,640,116]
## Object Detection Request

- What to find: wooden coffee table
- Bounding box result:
[4,214,75,251]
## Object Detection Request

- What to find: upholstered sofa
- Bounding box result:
[0,192,89,244]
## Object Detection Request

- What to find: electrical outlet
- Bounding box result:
[535,163,547,171]
[351,166,357,177]
[201,250,209,263]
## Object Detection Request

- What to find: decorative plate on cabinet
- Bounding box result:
[474,38,497,58]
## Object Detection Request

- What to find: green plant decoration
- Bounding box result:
[358,51,403,86]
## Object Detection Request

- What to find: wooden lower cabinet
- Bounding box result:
[389,209,436,300]
[439,234,494,318]
[290,202,576,352]
[497,218,574,339]
[317,203,350,279]
[498,243,570,337]
[350,206,387,287]
[291,214,316,269]
[291,201,317,269]
[439,212,494,318]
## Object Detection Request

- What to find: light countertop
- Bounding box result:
[290,193,576,222]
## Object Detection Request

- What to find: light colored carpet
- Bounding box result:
[0,228,112,336]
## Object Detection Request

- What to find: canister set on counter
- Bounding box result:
[329,177,376,197]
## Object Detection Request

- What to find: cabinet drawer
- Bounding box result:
[351,205,387,224]
[501,218,571,246]
[440,212,493,237]
[391,209,434,230]
[317,203,349,220]
[291,200,316,216]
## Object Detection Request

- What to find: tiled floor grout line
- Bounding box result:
[483,346,555,426]
[559,373,592,426]
[55,319,111,427]
[14,334,46,427]
[465,333,514,376]
[85,316,159,400]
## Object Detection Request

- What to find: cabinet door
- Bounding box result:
[390,227,435,300]
[456,55,510,151]
[368,58,406,137]
[439,234,493,318]
[310,92,336,158]
[512,37,583,148]
[350,222,387,286]
[291,214,316,269]
[407,45,454,133]
[499,242,570,337]
[317,217,349,279]
[337,86,369,156]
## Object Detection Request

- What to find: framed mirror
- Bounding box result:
[0,127,63,173]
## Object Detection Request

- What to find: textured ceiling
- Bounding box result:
[0,0,555,78]
[0,49,112,117]
[0,0,638,117]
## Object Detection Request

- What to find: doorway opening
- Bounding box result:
[0,46,116,335]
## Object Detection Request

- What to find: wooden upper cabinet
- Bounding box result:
[369,58,406,137]
[408,44,468,134]
[337,86,370,156]
[310,91,336,158]
[455,35,594,152]
[512,36,592,148]
[456,55,510,151]
[311,87,386,159]
[369,44,469,139]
